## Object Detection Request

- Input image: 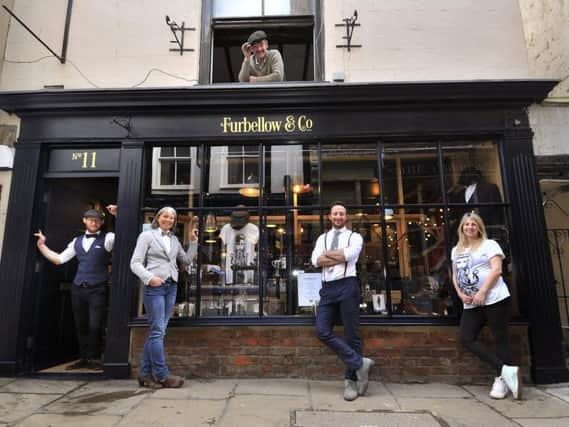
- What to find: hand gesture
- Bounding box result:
[458,291,473,305]
[34,229,46,248]
[241,42,252,59]
[148,276,164,287]
[106,204,118,216]
[471,289,487,306]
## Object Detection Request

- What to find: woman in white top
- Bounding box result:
[451,212,521,400]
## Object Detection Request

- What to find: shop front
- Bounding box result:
[0,80,567,383]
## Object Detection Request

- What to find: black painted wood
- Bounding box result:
[0,143,41,376]
[103,141,144,378]
[503,127,569,383]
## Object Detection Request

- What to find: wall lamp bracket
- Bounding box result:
[165,15,195,55]
[335,9,361,52]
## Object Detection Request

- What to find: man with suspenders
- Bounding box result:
[311,201,374,401]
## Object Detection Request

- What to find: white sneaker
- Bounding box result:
[490,376,508,399]
[501,365,522,400]
[356,357,374,396]
[343,379,358,401]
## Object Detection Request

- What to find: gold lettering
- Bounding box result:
[90,151,97,168]
[219,115,312,134]
[82,152,88,168]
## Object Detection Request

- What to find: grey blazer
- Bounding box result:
[130,228,194,285]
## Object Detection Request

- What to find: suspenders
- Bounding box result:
[323,230,353,278]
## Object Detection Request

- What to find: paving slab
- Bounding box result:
[0,378,15,388]
[0,393,61,424]
[513,419,569,427]
[295,410,441,427]
[42,380,152,416]
[15,413,121,427]
[152,379,236,400]
[235,378,308,396]
[221,394,309,427]
[1,378,85,395]
[117,398,226,427]
[464,385,569,418]
[397,397,518,427]
[386,382,471,399]
[309,380,399,411]
[542,386,569,404]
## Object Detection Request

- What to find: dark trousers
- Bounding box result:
[315,277,363,379]
[459,297,512,375]
[70,283,106,361]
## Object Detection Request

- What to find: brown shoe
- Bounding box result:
[157,375,184,388]
[138,375,161,389]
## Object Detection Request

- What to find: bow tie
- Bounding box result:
[85,233,98,239]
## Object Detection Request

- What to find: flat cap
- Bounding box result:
[247,30,268,44]
[83,209,104,219]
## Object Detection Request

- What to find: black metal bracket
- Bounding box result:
[111,116,133,138]
[165,15,195,55]
[335,9,361,52]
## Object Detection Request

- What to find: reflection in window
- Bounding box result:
[151,146,199,194]
[227,145,259,185]
[214,0,297,17]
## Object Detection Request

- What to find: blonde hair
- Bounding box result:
[455,211,487,253]
[151,206,177,230]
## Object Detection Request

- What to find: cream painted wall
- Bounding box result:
[0,0,201,90]
[324,0,530,82]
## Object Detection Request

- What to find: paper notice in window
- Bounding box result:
[297,272,322,306]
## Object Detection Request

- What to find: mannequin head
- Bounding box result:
[230,205,250,230]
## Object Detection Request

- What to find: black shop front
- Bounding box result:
[0,81,567,383]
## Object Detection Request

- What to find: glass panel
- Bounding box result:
[160,160,175,185]
[227,158,242,184]
[382,143,442,204]
[199,207,260,317]
[264,144,319,207]
[443,140,504,226]
[386,207,452,317]
[176,146,191,157]
[321,144,379,206]
[214,0,262,17]
[161,146,174,157]
[176,160,191,185]
[265,0,291,15]
[351,208,388,315]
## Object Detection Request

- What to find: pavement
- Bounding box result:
[1,377,569,426]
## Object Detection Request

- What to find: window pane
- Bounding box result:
[265,144,320,207]
[160,160,175,185]
[265,0,291,15]
[387,207,453,317]
[321,144,379,206]
[199,208,260,317]
[214,0,262,17]
[161,146,174,157]
[227,158,242,184]
[228,145,243,155]
[382,144,442,204]
[176,146,191,157]
[243,158,259,183]
[176,160,191,185]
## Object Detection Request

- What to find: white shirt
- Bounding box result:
[311,227,363,282]
[465,183,477,202]
[58,231,115,264]
[451,239,510,309]
[161,232,171,253]
[219,223,259,284]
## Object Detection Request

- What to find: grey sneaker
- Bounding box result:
[343,379,358,401]
[356,357,374,396]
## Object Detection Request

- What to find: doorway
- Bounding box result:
[32,177,118,373]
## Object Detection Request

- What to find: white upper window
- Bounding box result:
[151,146,196,191]
[214,0,291,17]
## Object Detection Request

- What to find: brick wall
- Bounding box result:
[130,324,530,384]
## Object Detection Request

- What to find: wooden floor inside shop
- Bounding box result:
[37,359,103,374]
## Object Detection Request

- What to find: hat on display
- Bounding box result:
[83,209,104,219]
[247,30,268,44]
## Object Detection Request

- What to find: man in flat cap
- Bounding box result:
[238,30,285,83]
[34,205,117,371]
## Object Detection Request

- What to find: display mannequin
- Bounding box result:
[219,206,259,284]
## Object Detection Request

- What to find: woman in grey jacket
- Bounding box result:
[130,206,194,388]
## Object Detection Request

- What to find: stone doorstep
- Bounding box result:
[294,410,441,427]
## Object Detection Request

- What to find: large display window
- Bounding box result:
[136,139,511,320]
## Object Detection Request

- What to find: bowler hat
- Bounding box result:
[230,208,250,230]
[247,30,268,44]
[83,209,104,220]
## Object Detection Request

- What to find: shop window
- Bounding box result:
[138,139,513,321]
[150,146,199,194]
[201,0,320,83]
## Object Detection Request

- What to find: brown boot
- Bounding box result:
[157,375,184,388]
[138,375,161,389]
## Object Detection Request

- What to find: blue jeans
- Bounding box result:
[140,278,177,382]
[315,277,363,379]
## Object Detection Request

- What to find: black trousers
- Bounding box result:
[70,284,106,360]
[459,297,512,376]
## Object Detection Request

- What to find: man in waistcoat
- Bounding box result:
[34,205,117,371]
[311,201,374,401]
